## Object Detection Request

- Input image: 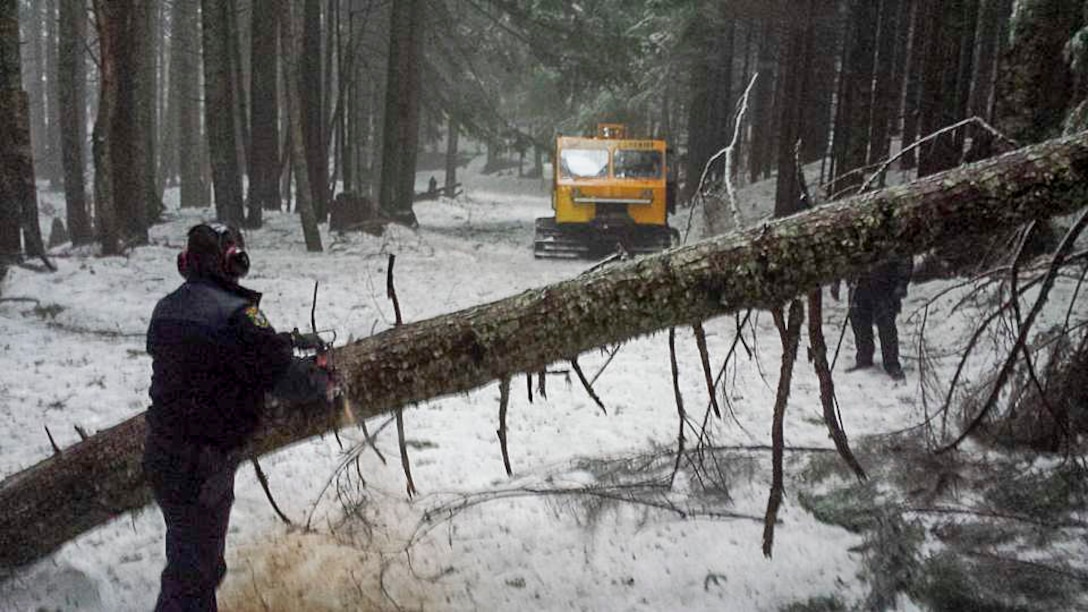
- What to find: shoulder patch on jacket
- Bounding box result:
[244,305,271,328]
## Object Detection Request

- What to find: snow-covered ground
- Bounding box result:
[1,157,1084,611]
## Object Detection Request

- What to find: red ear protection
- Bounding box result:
[221,244,250,279]
[177,250,191,278]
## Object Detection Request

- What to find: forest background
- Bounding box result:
[2,0,1088,610]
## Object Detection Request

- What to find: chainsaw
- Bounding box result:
[289,327,340,402]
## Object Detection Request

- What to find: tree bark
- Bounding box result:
[127,0,155,241]
[868,0,902,167]
[172,0,204,209]
[227,0,249,185]
[44,0,62,188]
[202,0,245,226]
[832,0,878,196]
[377,0,423,226]
[445,115,459,193]
[0,0,48,264]
[248,2,280,217]
[279,0,322,251]
[748,19,777,184]
[900,0,927,169]
[91,0,119,254]
[800,9,837,165]
[302,0,327,221]
[965,0,1014,160]
[58,0,91,244]
[773,2,817,218]
[0,0,22,265]
[917,0,976,177]
[4,130,1088,569]
[21,0,47,182]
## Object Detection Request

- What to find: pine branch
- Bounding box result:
[940,207,1088,453]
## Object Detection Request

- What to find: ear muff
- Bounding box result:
[222,245,250,279]
[176,250,191,279]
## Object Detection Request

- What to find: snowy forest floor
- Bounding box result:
[2,156,1088,611]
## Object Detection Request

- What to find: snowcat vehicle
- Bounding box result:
[534,123,677,258]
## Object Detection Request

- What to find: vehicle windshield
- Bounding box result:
[613,149,662,179]
[559,148,609,179]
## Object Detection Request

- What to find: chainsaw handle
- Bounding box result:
[290,328,327,351]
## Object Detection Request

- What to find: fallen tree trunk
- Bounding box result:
[3,131,1088,569]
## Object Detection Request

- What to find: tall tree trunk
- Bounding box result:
[227,0,249,183]
[171,0,204,208]
[377,0,423,226]
[105,0,153,246]
[160,0,179,187]
[324,0,336,192]
[951,0,979,155]
[889,0,914,138]
[91,0,119,254]
[154,0,166,195]
[133,0,159,230]
[900,0,927,169]
[681,15,711,202]
[917,0,974,177]
[280,0,322,251]
[333,0,345,193]
[249,2,280,218]
[832,0,878,196]
[1,0,47,265]
[202,0,245,226]
[749,19,777,184]
[21,0,48,183]
[58,0,90,244]
[868,0,902,167]
[302,0,327,221]
[445,115,459,193]
[0,0,20,265]
[681,7,734,222]
[44,0,62,188]
[801,11,837,164]
[966,0,1014,160]
[774,3,817,218]
[5,130,1088,569]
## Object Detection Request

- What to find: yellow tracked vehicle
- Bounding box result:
[534,124,678,258]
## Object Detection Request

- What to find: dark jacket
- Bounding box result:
[146,277,308,450]
[857,256,913,298]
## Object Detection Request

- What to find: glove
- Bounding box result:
[272,356,338,403]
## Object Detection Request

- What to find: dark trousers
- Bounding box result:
[144,434,239,612]
[850,281,902,372]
